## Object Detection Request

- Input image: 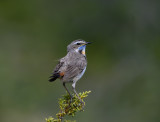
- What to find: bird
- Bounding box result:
[49,39,91,104]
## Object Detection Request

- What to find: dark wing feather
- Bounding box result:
[49,61,64,82]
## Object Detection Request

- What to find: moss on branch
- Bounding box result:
[46,91,91,122]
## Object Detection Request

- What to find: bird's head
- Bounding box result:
[67,39,91,55]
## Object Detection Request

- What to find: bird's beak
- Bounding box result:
[86,42,92,45]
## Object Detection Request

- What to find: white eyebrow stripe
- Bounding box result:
[73,41,85,45]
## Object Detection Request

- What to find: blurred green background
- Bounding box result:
[0,0,160,122]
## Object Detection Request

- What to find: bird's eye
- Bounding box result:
[76,43,81,45]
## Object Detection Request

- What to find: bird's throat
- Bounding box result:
[81,50,86,55]
[75,45,86,56]
[78,48,86,56]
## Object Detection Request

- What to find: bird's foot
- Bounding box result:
[80,101,84,110]
[77,100,84,110]
[70,97,73,104]
[68,95,73,106]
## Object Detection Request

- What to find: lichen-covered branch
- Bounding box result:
[46,91,91,122]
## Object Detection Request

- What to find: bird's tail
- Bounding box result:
[49,72,60,82]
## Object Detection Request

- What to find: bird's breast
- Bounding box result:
[73,66,86,82]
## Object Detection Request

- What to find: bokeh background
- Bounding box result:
[0,0,160,122]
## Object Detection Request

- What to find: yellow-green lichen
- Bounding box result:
[46,91,91,122]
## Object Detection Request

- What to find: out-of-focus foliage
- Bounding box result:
[46,91,91,122]
[0,0,160,122]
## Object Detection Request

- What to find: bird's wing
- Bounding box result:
[63,59,87,81]
[49,59,64,82]
[53,60,64,73]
